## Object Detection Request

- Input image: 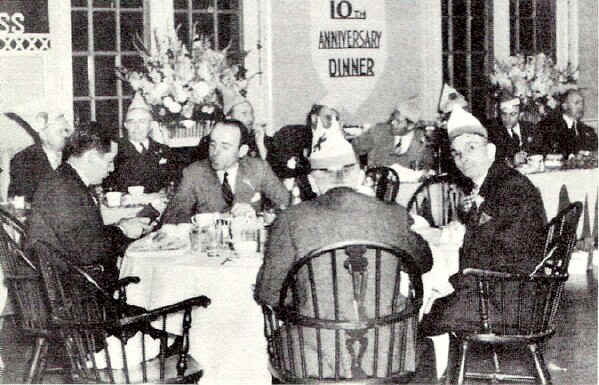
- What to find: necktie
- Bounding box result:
[512,131,521,149]
[139,142,146,153]
[222,172,234,207]
[394,137,402,152]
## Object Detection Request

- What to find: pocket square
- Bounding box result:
[250,192,262,203]
[159,157,167,165]
[479,211,493,225]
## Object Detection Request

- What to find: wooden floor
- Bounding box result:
[0,268,595,384]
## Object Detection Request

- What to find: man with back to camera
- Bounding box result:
[161,119,289,224]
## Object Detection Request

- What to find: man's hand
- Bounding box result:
[118,217,154,239]
[231,202,256,218]
[513,151,528,165]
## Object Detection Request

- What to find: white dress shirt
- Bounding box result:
[43,147,62,170]
[394,130,415,155]
[130,139,150,153]
[509,123,522,147]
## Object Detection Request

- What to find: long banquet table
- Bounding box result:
[118,222,461,384]
[397,168,598,238]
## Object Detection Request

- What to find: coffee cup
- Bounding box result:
[105,191,122,207]
[527,154,543,171]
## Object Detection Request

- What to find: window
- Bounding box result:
[71,0,146,137]
[442,0,494,120]
[173,0,243,67]
[510,0,555,57]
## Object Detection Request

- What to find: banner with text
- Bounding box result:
[311,0,386,116]
[0,0,49,34]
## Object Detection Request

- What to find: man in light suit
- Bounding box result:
[9,112,74,202]
[352,96,433,170]
[256,134,432,378]
[161,119,290,224]
[539,89,598,157]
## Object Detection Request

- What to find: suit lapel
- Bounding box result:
[234,160,257,205]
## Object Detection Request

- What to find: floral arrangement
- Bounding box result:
[489,53,578,121]
[116,25,252,124]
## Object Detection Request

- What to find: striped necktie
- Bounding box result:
[222,172,234,207]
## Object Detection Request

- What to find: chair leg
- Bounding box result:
[24,337,47,384]
[529,343,552,385]
[457,340,469,385]
[32,341,49,384]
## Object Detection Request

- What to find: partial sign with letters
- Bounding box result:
[0,0,49,34]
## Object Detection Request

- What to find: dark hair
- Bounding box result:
[306,104,325,128]
[66,121,113,157]
[212,119,250,148]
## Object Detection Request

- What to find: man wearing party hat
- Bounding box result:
[256,133,432,379]
[438,83,469,115]
[419,106,546,336]
[487,94,543,165]
[352,95,433,170]
[104,93,178,193]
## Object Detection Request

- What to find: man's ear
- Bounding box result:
[238,144,249,158]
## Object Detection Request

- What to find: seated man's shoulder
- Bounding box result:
[182,159,211,176]
[12,143,41,163]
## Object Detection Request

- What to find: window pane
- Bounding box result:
[452,53,467,87]
[121,0,143,8]
[72,11,88,51]
[441,0,448,16]
[193,0,213,9]
[217,0,238,10]
[95,56,117,96]
[93,11,116,51]
[193,13,214,42]
[94,0,114,7]
[217,13,239,52]
[471,16,487,52]
[510,16,519,55]
[95,99,119,137]
[72,0,88,6]
[120,11,143,52]
[73,57,89,97]
[174,0,188,9]
[452,17,467,52]
[519,18,534,54]
[74,101,91,125]
[175,13,191,47]
[471,87,488,120]
[471,0,486,16]
[452,0,467,16]
[442,54,450,83]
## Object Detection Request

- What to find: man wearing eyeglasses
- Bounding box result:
[104,95,178,193]
[420,106,546,337]
[487,96,543,166]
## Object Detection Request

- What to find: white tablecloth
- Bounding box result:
[119,247,269,385]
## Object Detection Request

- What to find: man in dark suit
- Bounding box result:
[420,107,546,336]
[352,96,434,170]
[539,89,598,156]
[256,134,433,378]
[9,112,74,202]
[27,125,152,286]
[104,102,178,193]
[161,119,290,224]
[488,97,543,164]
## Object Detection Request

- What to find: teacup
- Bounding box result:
[191,213,216,227]
[105,191,122,207]
[527,154,543,171]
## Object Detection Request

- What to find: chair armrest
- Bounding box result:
[462,268,528,280]
[107,276,141,292]
[119,295,211,327]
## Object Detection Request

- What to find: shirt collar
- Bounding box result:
[67,160,91,187]
[510,123,521,138]
[130,138,150,153]
[42,145,62,170]
[562,114,576,129]
[216,162,239,183]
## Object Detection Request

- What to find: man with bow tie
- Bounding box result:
[488,96,543,165]
[103,94,178,193]
[540,89,598,157]
[161,119,289,224]
[352,96,433,170]
[419,106,546,336]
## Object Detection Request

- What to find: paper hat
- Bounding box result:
[221,87,249,115]
[439,83,468,114]
[128,92,151,113]
[499,97,520,111]
[446,106,487,140]
[310,133,357,170]
[395,95,421,123]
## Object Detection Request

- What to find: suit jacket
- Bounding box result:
[104,138,178,193]
[539,114,598,156]
[352,123,434,169]
[9,143,58,203]
[27,163,131,286]
[256,187,432,378]
[421,161,546,335]
[161,157,290,224]
[487,119,543,161]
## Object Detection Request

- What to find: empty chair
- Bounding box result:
[32,240,211,384]
[259,240,423,383]
[365,166,400,203]
[407,174,466,227]
[451,202,583,385]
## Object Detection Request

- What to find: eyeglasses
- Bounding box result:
[450,141,486,160]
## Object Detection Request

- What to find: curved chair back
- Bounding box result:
[365,167,400,203]
[407,174,466,227]
[260,240,423,383]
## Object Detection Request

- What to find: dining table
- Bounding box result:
[117,218,462,384]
